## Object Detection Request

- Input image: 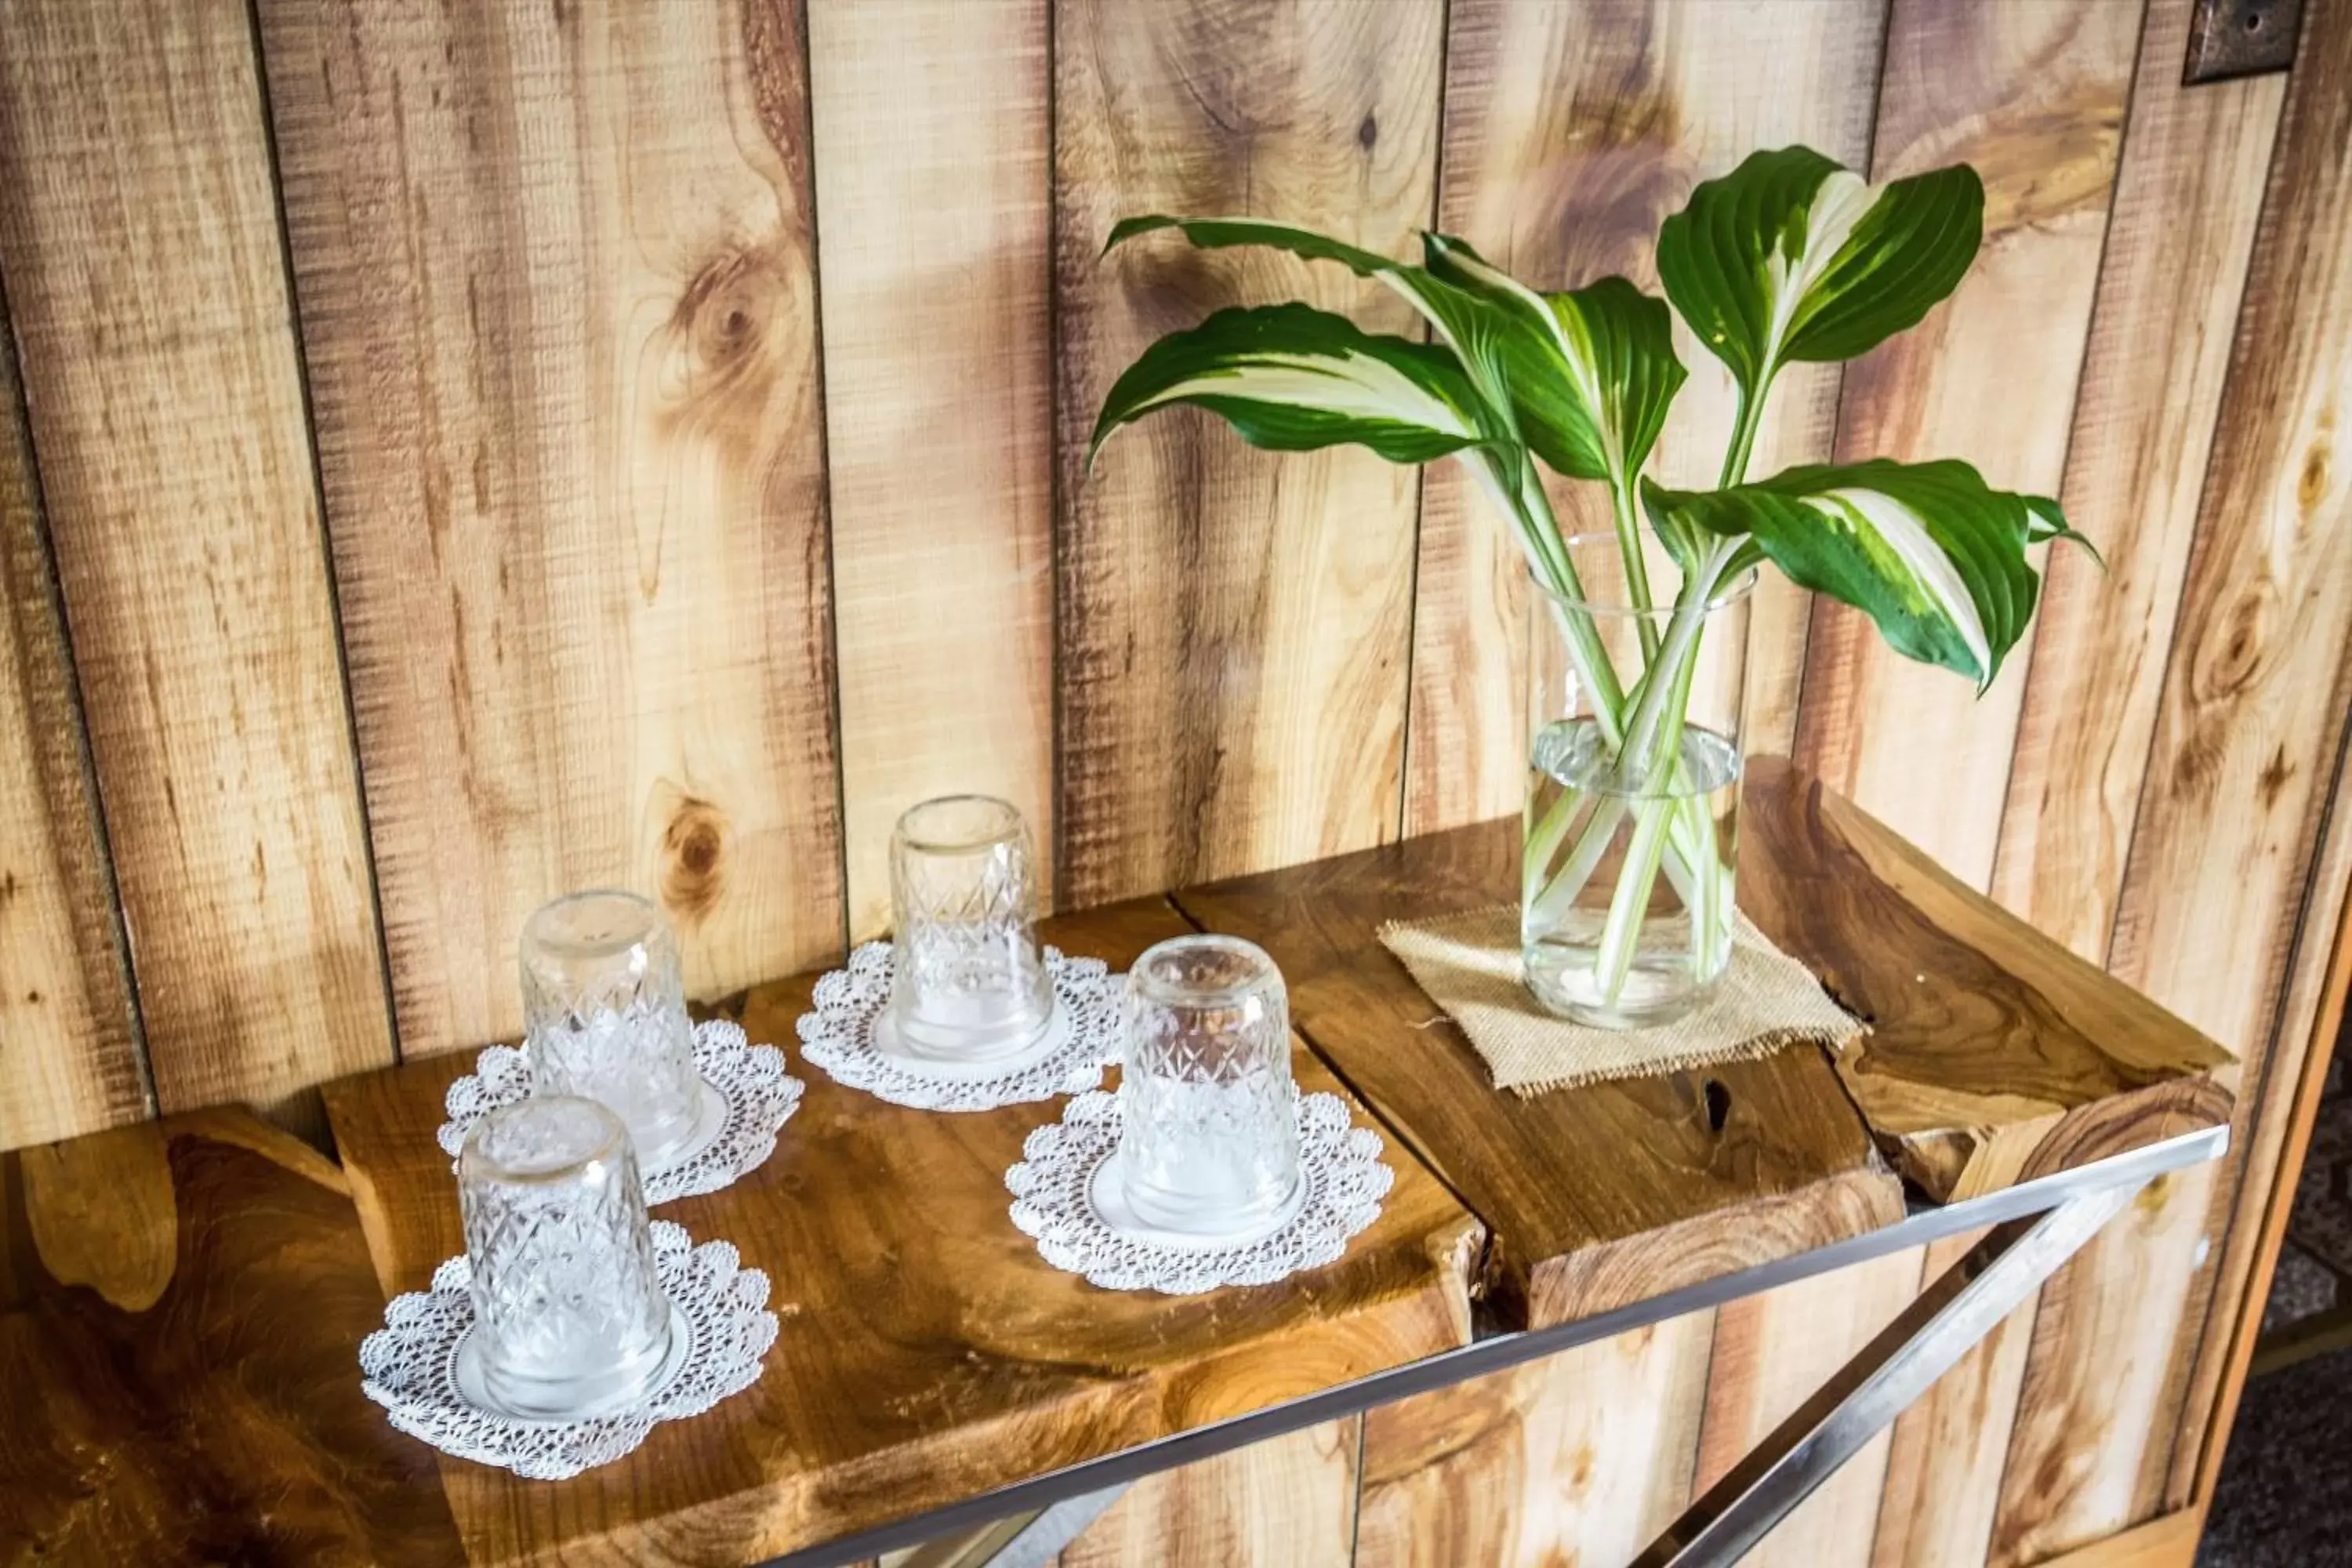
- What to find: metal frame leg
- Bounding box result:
[967,1486,1133,1568]
[760,1129,2220,1568]
[1634,1181,2143,1567]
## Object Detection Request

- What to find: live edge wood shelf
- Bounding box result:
[0,760,2234,1567]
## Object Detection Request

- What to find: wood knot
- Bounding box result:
[2299,441,2331,514]
[660,241,795,430]
[660,797,728,925]
[2192,586,2276,702]
[1702,1078,1732,1134]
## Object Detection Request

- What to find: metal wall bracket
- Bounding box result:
[2187,0,2303,84]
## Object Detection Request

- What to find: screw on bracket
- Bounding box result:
[2185,0,2304,84]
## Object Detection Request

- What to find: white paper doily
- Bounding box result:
[358,1221,776,1480]
[1006,1091,1394,1294]
[437,1021,802,1205]
[797,942,1123,1112]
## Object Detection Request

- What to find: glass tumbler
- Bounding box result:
[457,1095,673,1419]
[887,795,1056,1060]
[1119,935,1301,1235]
[521,890,702,1170]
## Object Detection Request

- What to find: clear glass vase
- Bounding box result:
[1522,534,1755,1029]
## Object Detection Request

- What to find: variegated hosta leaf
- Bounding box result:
[1656,147,1982,401]
[2024,492,2105,567]
[1644,459,2045,690]
[1102,215,1523,416]
[1087,303,1490,470]
[1422,234,1686,490]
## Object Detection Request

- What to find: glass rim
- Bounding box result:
[462,1094,631,1186]
[521,888,669,958]
[1129,933,1282,1009]
[1533,532,1760,618]
[895,793,1026,854]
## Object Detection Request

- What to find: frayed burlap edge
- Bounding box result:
[1377,903,1865,1098]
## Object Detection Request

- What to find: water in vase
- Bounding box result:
[1522,719,1742,1028]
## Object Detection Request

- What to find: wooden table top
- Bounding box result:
[0,1107,462,1564]
[1178,756,2237,1327]
[3,758,2236,1566]
[320,895,1483,1567]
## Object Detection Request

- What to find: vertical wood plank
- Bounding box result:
[0,0,390,1127]
[257,0,844,1057]
[1695,1250,1923,1568]
[1376,5,1881,1559]
[1869,1229,2037,1568]
[2176,737,2352,1504]
[1989,1168,2218,1566]
[1795,0,2140,890]
[1995,0,2352,1552]
[0,299,143,1149]
[1353,1310,1713,1567]
[1880,3,2275,1557]
[1403,0,1884,836]
[1992,0,2286,960]
[1053,0,1444,906]
[808,0,1056,942]
[1056,1419,1361,1568]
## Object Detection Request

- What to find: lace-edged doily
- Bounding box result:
[797,942,1123,1112]
[1006,1091,1393,1294]
[438,1021,801,1205]
[358,1221,776,1481]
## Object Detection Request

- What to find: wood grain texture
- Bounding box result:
[1743,758,2236,1205]
[1052,0,1443,906]
[257,0,843,1059]
[810,0,1057,942]
[1888,2,2275,1552]
[2029,1507,2205,1568]
[1056,1419,1360,1568]
[0,0,390,1131]
[1989,1166,2218,1567]
[0,1108,459,1565]
[1869,1226,2038,1568]
[1992,0,2287,961]
[322,895,1480,1567]
[1795,0,2140,891]
[1693,1248,1923,1568]
[0,293,142,1150]
[1353,1307,1714,1567]
[1998,0,2352,1551]
[1174,804,1904,1330]
[2175,745,2352,1505]
[1403,0,1882,835]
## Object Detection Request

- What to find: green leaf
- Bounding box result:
[1656,147,1983,403]
[1644,459,2042,691]
[1421,234,1687,489]
[2023,492,2107,568]
[1087,303,1490,470]
[1102,215,1519,414]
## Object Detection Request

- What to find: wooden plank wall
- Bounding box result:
[0,1,2347,1564]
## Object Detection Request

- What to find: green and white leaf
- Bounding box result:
[1656,147,1983,401]
[1644,458,2042,690]
[1422,233,1686,490]
[2023,492,2105,567]
[1087,303,1490,469]
[1103,215,1523,415]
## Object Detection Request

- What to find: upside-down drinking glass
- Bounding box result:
[457,1095,673,1419]
[887,795,1056,1061]
[521,891,702,1170]
[1118,935,1301,1235]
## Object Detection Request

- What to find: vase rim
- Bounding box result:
[1530,532,1759,618]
